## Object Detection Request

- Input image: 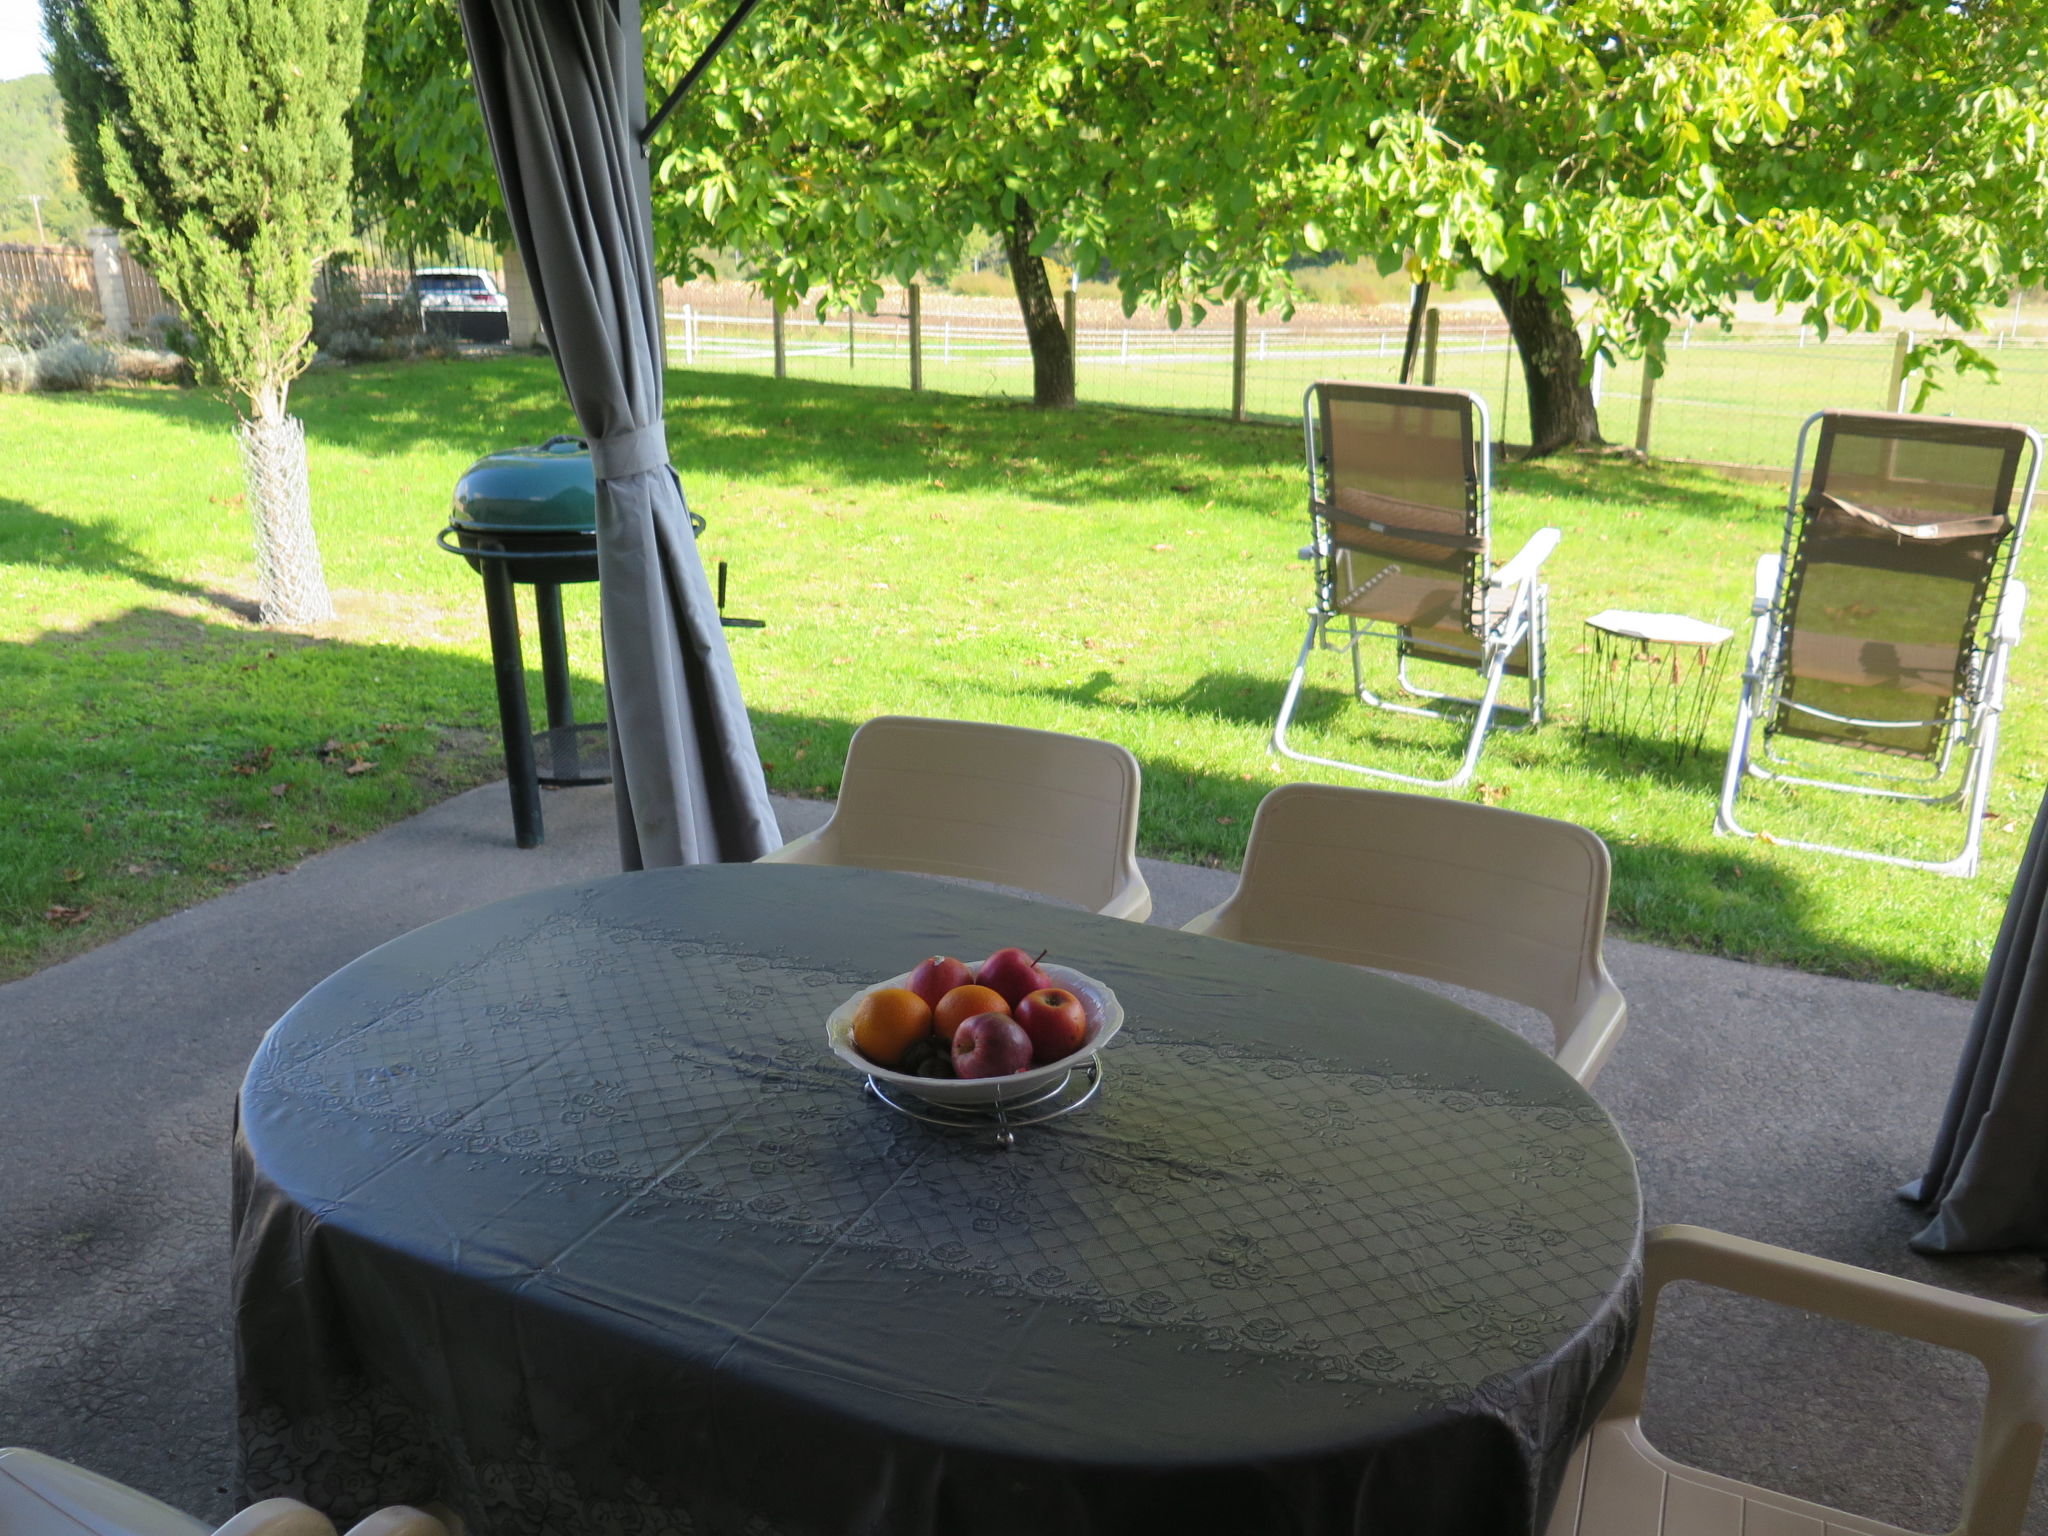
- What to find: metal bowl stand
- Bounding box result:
[864,1059,1103,1147]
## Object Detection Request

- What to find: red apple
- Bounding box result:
[976,946,1049,1007]
[906,955,975,1009]
[951,1013,1035,1078]
[1014,988,1088,1064]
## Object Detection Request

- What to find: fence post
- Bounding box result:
[908,283,923,391]
[1634,363,1657,456]
[1886,328,1915,411]
[1231,297,1249,421]
[682,303,697,365]
[1063,279,1078,387]
[1421,307,1440,386]
[847,308,856,370]
[84,228,130,339]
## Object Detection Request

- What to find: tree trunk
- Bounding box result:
[1001,198,1074,409]
[237,398,335,624]
[1483,273,1603,457]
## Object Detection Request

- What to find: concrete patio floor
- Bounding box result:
[2,779,2043,1532]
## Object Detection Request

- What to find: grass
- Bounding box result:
[1,355,2040,993]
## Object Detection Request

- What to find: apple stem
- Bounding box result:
[1033,949,1049,966]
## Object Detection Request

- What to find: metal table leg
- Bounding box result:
[481,557,543,848]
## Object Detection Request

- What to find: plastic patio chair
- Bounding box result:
[1181,782,1626,1086]
[1274,381,1562,789]
[758,715,1152,920]
[1545,1224,2048,1536]
[0,1448,452,1536]
[1715,409,2042,877]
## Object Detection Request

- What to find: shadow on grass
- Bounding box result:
[0,498,259,621]
[981,668,1968,991]
[0,603,518,980]
[74,359,1310,521]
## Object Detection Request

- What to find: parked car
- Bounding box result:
[408,268,510,344]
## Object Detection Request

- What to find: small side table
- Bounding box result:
[1580,609,1734,762]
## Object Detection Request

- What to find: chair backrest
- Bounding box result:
[1306,382,1491,649]
[803,716,1146,914]
[1200,783,1613,1047]
[1777,410,2038,758]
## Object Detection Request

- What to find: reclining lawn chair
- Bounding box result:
[1716,409,2041,877]
[1274,382,1561,789]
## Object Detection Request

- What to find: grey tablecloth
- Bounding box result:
[234,864,1640,1536]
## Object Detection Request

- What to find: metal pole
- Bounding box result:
[1231,296,1248,421]
[772,300,786,378]
[909,283,924,391]
[1421,308,1440,386]
[847,308,856,370]
[1635,363,1657,456]
[1399,281,1431,383]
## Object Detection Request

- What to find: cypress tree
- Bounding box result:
[44,0,367,625]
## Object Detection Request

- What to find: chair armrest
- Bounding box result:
[213,1501,337,1536]
[1551,979,1626,1088]
[1752,553,1781,613]
[1996,578,2028,645]
[1487,526,1561,591]
[1642,1225,2040,1365]
[1096,873,1154,923]
[339,1510,450,1536]
[756,826,829,865]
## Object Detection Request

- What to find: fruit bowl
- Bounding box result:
[826,963,1123,1107]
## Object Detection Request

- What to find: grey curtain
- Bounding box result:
[1902,788,2048,1253]
[458,0,781,867]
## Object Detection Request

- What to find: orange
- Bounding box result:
[851,987,934,1068]
[933,984,1010,1040]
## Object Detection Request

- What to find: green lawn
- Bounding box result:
[2,355,2040,992]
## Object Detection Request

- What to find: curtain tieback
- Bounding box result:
[590,421,670,480]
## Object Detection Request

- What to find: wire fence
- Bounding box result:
[660,279,2048,476]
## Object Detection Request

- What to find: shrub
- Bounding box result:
[32,337,117,391]
[0,347,33,392]
[114,348,190,384]
[0,292,100,352]
[311,291,433,361]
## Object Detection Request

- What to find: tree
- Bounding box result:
[640,0,1306,409]
[348,0,503,250]
[1121,0,2048,454]
[44,0,367,623]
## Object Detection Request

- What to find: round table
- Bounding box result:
[233,864,1640,1536]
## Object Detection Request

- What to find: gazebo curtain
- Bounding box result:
[1903,789,2048,1254]
[457,0,780,867]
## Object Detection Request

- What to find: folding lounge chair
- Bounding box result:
[1716,410,2041,877]
[1274,382,1561,789]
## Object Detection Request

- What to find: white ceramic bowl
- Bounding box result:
[826,963,1123,1107]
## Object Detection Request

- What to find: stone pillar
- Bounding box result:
[501,245,546,350]
[85,228,130,339]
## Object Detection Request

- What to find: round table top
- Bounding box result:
[237,862,1640,1525]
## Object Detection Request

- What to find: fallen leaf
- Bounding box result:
[1476,784,1511,805]
[1217,816,1236,825]
[1151,543,1174,552]
[256,821,277,832]
[44,903,92,926]
[207,861,231,873]
[345,759,376,776]
[60,867,84,883]
[269,783,289,798]
[124,863,148,876]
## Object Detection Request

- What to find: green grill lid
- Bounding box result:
[451,434,596,534]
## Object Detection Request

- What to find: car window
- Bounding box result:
[417,274,490,293]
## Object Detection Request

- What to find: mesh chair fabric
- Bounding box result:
[1775,413,2029,757]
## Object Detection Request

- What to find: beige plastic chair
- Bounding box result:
[0,1448,452,1536]
[758,715,1152,920]
[1182,782,1625,1085]
[1547,1225,2048,1536]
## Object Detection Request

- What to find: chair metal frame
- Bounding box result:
[1545,1225,2048,1536]
[1715,410,2041,877]
[1274,382,1560,790]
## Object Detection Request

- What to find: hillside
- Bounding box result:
[0,72,92,244]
